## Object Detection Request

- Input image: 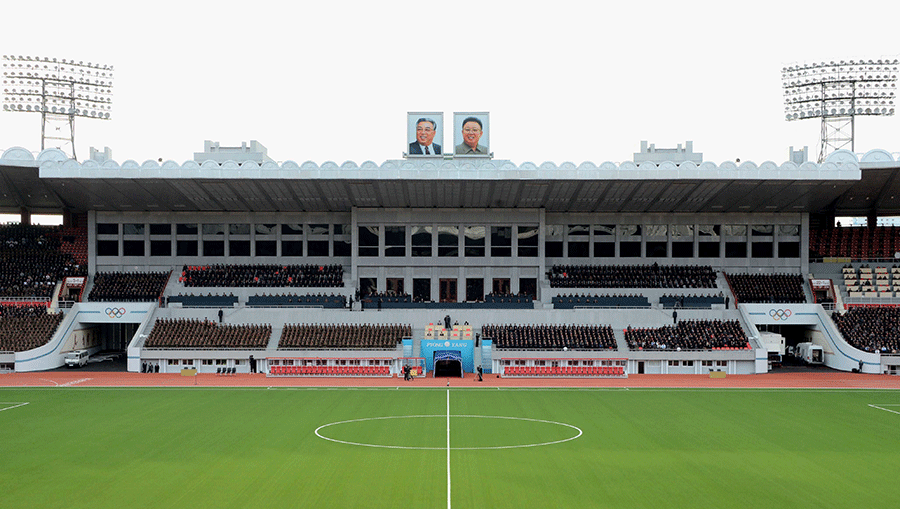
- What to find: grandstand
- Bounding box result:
[2,142,900,377]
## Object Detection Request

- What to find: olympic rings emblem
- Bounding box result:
[106,307,126,319]
[769,309,792,320]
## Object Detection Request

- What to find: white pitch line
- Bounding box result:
[446,388,451,509]
[0,402,29,413]
[868,404,900,415]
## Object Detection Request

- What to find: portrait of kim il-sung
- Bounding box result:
[407,112,443,156]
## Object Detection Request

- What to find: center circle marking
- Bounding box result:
[315,414,582,450]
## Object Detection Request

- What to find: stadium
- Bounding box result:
[3,117,900,507]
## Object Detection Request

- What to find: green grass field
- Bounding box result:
[2,387,899,508]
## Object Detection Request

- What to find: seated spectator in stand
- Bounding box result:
[624,319,748,351]
[832,307,900,354]
[0,304,64,352]
[0,224,86,299]
[725,273,805,304]
[180,264,344,288]
[88,272,170,302]
[547,264,716,289]
[278,323,412,349]
[144,317,271,349]
[482,323,617,350]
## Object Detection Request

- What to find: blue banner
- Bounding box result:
[420,339,474,372]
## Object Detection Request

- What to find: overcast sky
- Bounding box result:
[1,0,898,168]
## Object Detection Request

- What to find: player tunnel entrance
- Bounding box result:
[433,350,463,378]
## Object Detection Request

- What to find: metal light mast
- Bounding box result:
[2,55,114,160]
[782,58,897,162]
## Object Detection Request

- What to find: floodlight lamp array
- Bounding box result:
[1,55,113,120]
[782,59,898,121]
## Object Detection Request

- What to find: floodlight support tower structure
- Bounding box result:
[782,59,897,162]
[2,55,114,160]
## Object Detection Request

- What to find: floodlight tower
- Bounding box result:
[2,55,114,160]
[782,59,897,162]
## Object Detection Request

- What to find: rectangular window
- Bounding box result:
[778,241,800,258]
[177,240,198,256]
[671,224,693,238]
[97,240,118,256]
[412,226,432,257]
[645,224,667,237]
[518,225,538,257]
[698,225,720,237]
[568,242,589,257]
[545,241,563,258]
[255,240,277,257]
[202,224,225,236]
[751,225,774,236]
[123,223,145,235]
[308,240,329,257]
[97,223,118,235]
[672,242,694,258]
[568,224,589,237]
[465,226,485,257]
[150,224,171,235]
[203,240,225,257]
[358,226,379,257]
[438,226,459,257]
[646,241,667,257]
[620,241,641,257]
[309,224,329,235]
[752,242,774,258]
[255,224,277,235]
[281,223,303,236]
[385,226,406,257]
[281,240,302,257]
[491,226,512,257]
[123,240,144,256]
[779,225,800,236]
[725,242,748,258]
[230,224,250,236]
[230,240,251,256]
[593,242,615,257]
[699,242,720,258]
[593,224,615,236]
[150,240,171,256]
[333,239,351,257]
[620,224,641,237]
[724,225,747,236]
[176,223,197,235]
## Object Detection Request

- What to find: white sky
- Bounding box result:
[0,0,898,167]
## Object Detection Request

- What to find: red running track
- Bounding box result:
[2,371,899,389]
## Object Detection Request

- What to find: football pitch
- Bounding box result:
[2,387,899,509]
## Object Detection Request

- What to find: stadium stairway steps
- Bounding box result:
[613,328,628,354]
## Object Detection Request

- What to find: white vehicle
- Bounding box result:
[759,331,785,367]
[64,350,89,368]
[795,342,824,365]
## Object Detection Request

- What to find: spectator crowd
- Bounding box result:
[181,264,343,287]
[625,319,748,350]
[0,304,64,352]
[832,307,900,354]
[0,224,85,299]
[279,323,411,349]
[548,264,717,289]
[88,272,170,302]
[483,323,618,350]
[145,317,271,349]
[725,273,806,304]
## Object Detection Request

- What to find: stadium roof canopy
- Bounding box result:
[1,146,899,217]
